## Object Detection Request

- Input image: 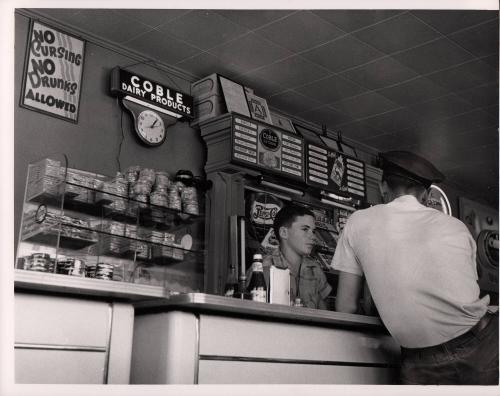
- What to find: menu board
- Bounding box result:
[306,143,366,199]
[231,115,305,182]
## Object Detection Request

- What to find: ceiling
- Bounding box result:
[30,8,499,208]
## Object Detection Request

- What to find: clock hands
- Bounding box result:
[148,118,163,129]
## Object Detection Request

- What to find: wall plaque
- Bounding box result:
[20,21,85,123]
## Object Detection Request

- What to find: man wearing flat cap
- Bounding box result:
[332,150,498,385]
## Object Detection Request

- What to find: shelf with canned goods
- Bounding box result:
[26,170,204,230]
[16,156,206,298]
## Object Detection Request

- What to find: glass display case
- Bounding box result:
[15,155,205,300]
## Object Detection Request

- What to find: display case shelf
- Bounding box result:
[14,269,169,301]
[22,226,97,250]
[16,157,207,299]
[27,180,203,229]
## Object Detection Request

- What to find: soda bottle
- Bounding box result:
[247,254,267,303]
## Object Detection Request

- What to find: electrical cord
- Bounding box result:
[116,97,125,173]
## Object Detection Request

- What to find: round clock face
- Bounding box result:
[136,109,166,146]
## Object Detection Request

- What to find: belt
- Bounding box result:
[401,311,496,358]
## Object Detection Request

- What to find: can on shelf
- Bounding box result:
[95,262,114,280]
[29,253,51,272]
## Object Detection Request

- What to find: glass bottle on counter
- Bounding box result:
[247,254,267,303]
[224,264,238,298]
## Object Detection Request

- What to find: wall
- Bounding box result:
[14,13,206,251]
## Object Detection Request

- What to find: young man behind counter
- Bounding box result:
[247,205,332,309]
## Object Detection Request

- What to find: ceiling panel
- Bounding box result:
[415,109,498,138]
[410,10,496,34]
[360,108,420,134]
[353,12,441,54]
[175,52,241,80]
[425,59,498,93]
[295,105,354,128]
[55,9,151,43]
[208,32,293,72]
[294,75,367,104]
[448,19,499,58]
[377,76,450,106]
[214,9,295,30]
[337,120,387,141]
[245,56,331,88]
[330,92,400,119]
[267,91,323,115]
[409,126,498,159]
[481,53,499,69]
[301,35,384,73]
[311,9,404,32]
[124,29,200,65]
[393,38,475,74]
[339,56,418,90]
[358,132,402,150]
[484,104,499,118]
[456,82,500,108]
[113,9,190,28]
[385,127,423,148]
[447,165,498,190]
[254,11,344,53]
[33,8,82,21]
[447,127,499,153]
[157,9,248,51]
[409,94,476,122]
[233,73,287,98]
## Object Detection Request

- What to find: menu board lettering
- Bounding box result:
[231,115,304,182]
[306,143,366,199]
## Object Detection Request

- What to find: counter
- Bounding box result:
[131,293,400,384]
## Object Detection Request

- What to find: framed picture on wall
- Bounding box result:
[20,20,85,123]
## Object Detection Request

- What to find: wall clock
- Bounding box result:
[122,99,177,147]
[137,109,166,146]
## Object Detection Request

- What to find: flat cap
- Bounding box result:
[379,150,445,188]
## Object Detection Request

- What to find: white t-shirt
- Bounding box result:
[332,195,489,348]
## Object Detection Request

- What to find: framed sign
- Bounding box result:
[110,67,194,119]
[219,76,251,117]
[20,21,85,123]
[246,92,273,124]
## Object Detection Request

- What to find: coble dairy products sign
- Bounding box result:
[110,67,194,119]
[21,21,85,123]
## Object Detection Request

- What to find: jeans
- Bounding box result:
[400,312,499,385]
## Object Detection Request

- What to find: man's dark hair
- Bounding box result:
[382,172,427,196]
[273,204,315,242]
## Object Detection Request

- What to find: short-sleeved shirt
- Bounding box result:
[332,195,489,348]
[262,249,332,309]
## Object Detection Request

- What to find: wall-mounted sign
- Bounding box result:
[110,67,193,119]
[219,76,251,118]
[246,92,272,124]
[306,143,366,199]
[231,114,305,182]
[20,21,85,123]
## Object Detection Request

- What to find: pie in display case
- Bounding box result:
[15,156,206,300]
